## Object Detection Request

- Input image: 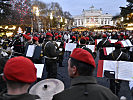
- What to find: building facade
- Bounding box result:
[73,6,114,28]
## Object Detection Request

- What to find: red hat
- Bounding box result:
[46,32,53,37]
[102,34,107,38]
[120,33,124,36]
[3,56,37,83]
[27,33,30,35]
[81,37,86,41]
[55,36,58,39]
[70,48,96,67]
[86,37,89,40]
[72,36,76,39]
[26,36,31,40]
[123,36,127,40]
[55,33,58,35]
[33,36,39,41]
[58,35,62,38]
[90,32,93,35]
[114,41,122,47]
[23,34,27,38]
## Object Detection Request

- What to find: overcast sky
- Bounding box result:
[42,0,127,16]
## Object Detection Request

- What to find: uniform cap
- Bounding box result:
[27,33,30,35]
[55,33,58,35]
[86,37,89,40]
[102,34,107,38]
[33,36,39,41]
[3,56,37,83]
[81,37,86,41]
[72,36,76,39]
[114,41,122,47]
[120,33,124,36]
[58,35,62,38]
[70,48,96,67]
[26,36,31,40]
[23,34,27,38]
[46,33,53,37]
[55,36,58,39]
[123,36,127,40]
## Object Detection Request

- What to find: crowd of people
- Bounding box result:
[0,30,133,100]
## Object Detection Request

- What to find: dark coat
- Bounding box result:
[52,76,118,100]
[43,40,59,58]
[0,93,39,100]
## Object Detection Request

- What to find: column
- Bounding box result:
[77,19,79,26]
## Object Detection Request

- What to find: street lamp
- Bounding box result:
[50,12,53,31]
[32,6,40,32]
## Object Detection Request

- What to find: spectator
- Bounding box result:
[52,48,118,100]
[0,56,40,100]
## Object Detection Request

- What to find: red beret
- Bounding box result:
[123,36,127,40]
[33,36,39,41]
[27,33,30,35]
[114,41,122,47]
[70,48,96,67]
[26,36,31,40]
[81,37,86,41]
[55,36,58,39]
[86,37,89,40]
[23,34,27,37]
[4,56,37,83]
[72,36,76,39]
[55,33,58,35]
[46,32,53,37]
[102,34,107,38]
[58,35,62,38]
[120,33,124,36]
[90,32,93,35]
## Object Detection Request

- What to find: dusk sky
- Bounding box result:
[42,0,127,16]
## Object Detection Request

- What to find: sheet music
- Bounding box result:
[102,60,133,81]
[97,39,102,44]
[103,60,117,77]
[26,45,36,57]
[65,43,77,52]
[34,64,44,78]
[106,47,115,55]
[121,41,128,47]
[56,42,61,47]
[125,39,133,47]
[110,39,117,43]
[117,61,133,81]
[86,45,95,52]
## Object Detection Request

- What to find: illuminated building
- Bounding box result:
[73,6,114,28]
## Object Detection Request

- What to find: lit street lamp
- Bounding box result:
[50,12,53,31]
[32,6,40,32]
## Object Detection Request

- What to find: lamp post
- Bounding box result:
[32,6,39,32]
[50,12,53,31]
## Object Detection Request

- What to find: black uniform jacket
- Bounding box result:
[52,76,118,100]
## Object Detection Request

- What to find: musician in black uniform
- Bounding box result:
[12,35,23,56]
[69,36,77,43]
[43,33,60,78]
[97,34,111,60]
[106,41,129,96]
[57,35,65,67]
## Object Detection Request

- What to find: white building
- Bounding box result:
[73,6,114,28]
